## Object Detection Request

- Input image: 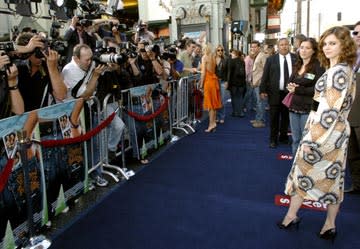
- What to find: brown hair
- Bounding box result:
[73,44,91,59]
[318,26,357,68]
[294,38,319,74]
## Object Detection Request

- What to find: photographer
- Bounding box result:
[95,37,130,161]
[130,40,163,86]
[15,33,67,112]
[91,18,127,44]
[63,15,97,63]
[134,21,155,44]
[164,47,184,81]
[61,44,108,187]
[0,53,23,118]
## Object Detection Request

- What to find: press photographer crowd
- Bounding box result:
[0,5,203,187]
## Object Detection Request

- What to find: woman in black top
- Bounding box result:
[286,38,325,154]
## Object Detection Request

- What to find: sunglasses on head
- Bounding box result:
[353,31,359,36]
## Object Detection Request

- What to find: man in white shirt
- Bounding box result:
[62,44,109,187]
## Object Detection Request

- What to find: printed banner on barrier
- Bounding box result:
[0,99,87,246]
[128,82,171,159]
[274,194,327,211]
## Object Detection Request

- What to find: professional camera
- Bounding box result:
[79,19,93,27]
[0,42,15,53]
[162,51,177,61]
[94,53,128,65]
[34,39,67,58]
[109,22,127,32]
[0,42,15,76]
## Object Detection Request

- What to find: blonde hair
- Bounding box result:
[202,43,213,56]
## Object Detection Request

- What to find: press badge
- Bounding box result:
[304,73,315,80]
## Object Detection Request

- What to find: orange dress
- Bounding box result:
[203,70,222,110]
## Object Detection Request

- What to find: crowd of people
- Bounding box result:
[0,14,359,242]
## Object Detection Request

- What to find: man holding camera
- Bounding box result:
[96,37,131,161]
[15,32,67,112]
[134,21,155,44]
[64,15,97,63]
[0,53,23,118]
[62,43,108,187]
[131,40,163,86]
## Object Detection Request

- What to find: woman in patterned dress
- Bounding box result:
[277,26,357,241]
[199,44,222,132]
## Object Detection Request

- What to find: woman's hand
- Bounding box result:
[286,82,299,93]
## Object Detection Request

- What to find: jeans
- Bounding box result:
[216,80,227,120]
[243,84,256,111]
[254,87,266,122]
[289,111,309,155]
[106,103,125,152]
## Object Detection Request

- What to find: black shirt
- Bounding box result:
[17,61,52,112]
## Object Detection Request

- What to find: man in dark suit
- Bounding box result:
[63,16,97,63]
[260,38,297,148]
[345,20,360,194]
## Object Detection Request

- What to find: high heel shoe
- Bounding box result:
[205,126,216,133]
[277,217,301,230]
[318,228,337,243]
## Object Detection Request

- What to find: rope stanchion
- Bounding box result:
[124,96,169,122]
[0,158,15,193]
[39,112,116,148]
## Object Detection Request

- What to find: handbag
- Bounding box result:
[282,92,294,108]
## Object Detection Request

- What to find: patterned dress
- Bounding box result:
[285,63,356,204]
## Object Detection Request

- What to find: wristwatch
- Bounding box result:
[8,85,18,90]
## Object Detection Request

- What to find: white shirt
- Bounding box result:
[279,53,292,90]
[61,58,95,99]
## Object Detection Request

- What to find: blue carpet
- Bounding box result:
[50,107,360,249]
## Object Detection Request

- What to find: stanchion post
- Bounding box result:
[17,130,35,239]
[17,130,51,249]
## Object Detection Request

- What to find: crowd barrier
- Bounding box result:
[0,73,203,248]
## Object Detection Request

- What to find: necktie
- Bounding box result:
[283,56,289,88]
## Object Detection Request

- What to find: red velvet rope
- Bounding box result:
[0,112,116,192]
[0,158,14,193]
[40,112,116,148]
[125,96,169,122]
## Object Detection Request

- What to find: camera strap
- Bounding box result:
[71,63,94,98]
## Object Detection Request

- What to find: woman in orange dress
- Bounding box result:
[199,44,222,132]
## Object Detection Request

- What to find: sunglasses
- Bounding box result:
[217,49,224,52]
[353,31,359,36]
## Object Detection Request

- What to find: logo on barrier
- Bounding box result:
[274,194,327,211]
[277,153,293,160]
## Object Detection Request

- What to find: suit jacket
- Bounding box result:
[252,51,268,88]
[63,27,97,63]
[260,52,297,105]
[348,72,360,127]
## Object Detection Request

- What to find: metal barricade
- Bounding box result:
[102,93,134,179]
[171,74,201,135]
[86,96,130,182]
